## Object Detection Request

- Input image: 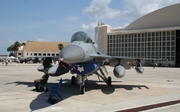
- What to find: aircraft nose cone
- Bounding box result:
[59,45,85,63]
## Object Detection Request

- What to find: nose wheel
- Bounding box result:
[71,76,76,85]
[71,75,86,94]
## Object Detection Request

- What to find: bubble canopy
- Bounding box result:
[71,31,88,42]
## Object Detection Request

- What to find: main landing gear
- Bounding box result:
[70,66,112,94]
[96,66,112,86]
[135,59,144,74]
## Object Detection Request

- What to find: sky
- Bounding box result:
[0,0,180,55]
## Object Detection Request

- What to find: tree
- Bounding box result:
[58,44,64,50]
[21,42,26,46]
[7,45,15,56]
[7,41,26,57]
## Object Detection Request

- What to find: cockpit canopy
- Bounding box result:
[70,31,92,43]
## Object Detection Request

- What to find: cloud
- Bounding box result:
[83,0,121,20]
[83,0,180,28]
[83,0,111,14]
[112,23,130,29]
[80,22,97,40]
[80,22,97,31]
[122,0,180,21]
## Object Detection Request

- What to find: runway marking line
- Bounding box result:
[116,99,180,112]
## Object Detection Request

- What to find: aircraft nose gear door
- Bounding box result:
[135,59,144,74]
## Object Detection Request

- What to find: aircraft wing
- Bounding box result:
[90,53,165,61]
[90,53,166,69]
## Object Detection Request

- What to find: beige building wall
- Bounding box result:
[17,41,69,58]
[95,24,111,54]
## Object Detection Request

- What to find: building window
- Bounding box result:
[156,47,158,51]
[152,37,155,41]
[156,32,158,38]
[152,47,154,51]
[163,37,166,41]
[152,32,155,37]
[156,42,159,46]
[152,42,154,46]
[156,37,159,41]
[171,57,174,61]
[171,52,174,56]
[162,47,166,51]
[156,52,159,56]
[162,52,166,56]
[162,32,166,36]
[162,42,166,46]
[171,47,174,51]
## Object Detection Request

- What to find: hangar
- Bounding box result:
[96,3,180,66]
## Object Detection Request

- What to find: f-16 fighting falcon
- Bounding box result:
[37,25,161,94]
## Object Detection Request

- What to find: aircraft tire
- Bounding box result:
[71,76,76,85]
[80,85,85,94]
[107,77,111,86]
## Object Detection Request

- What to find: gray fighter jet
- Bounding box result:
[37,30,159,94]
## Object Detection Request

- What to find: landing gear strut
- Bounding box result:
[70,65,112,94]
[80,76,86,94]
[96,66,112,86]
[71,75,86,94]
[135,59,144,74]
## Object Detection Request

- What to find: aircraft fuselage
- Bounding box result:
[59,41,98,64]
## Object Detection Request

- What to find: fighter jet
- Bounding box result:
[37,29,160,94]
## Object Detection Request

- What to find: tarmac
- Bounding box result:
[0,63,180,112]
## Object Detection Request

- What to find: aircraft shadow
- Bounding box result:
[8,79,149,111]
[5,81,34,87]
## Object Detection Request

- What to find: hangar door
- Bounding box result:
[176,30,180,67]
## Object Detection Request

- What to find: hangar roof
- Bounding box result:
[125,3,180,30]
[23,41,69,52]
